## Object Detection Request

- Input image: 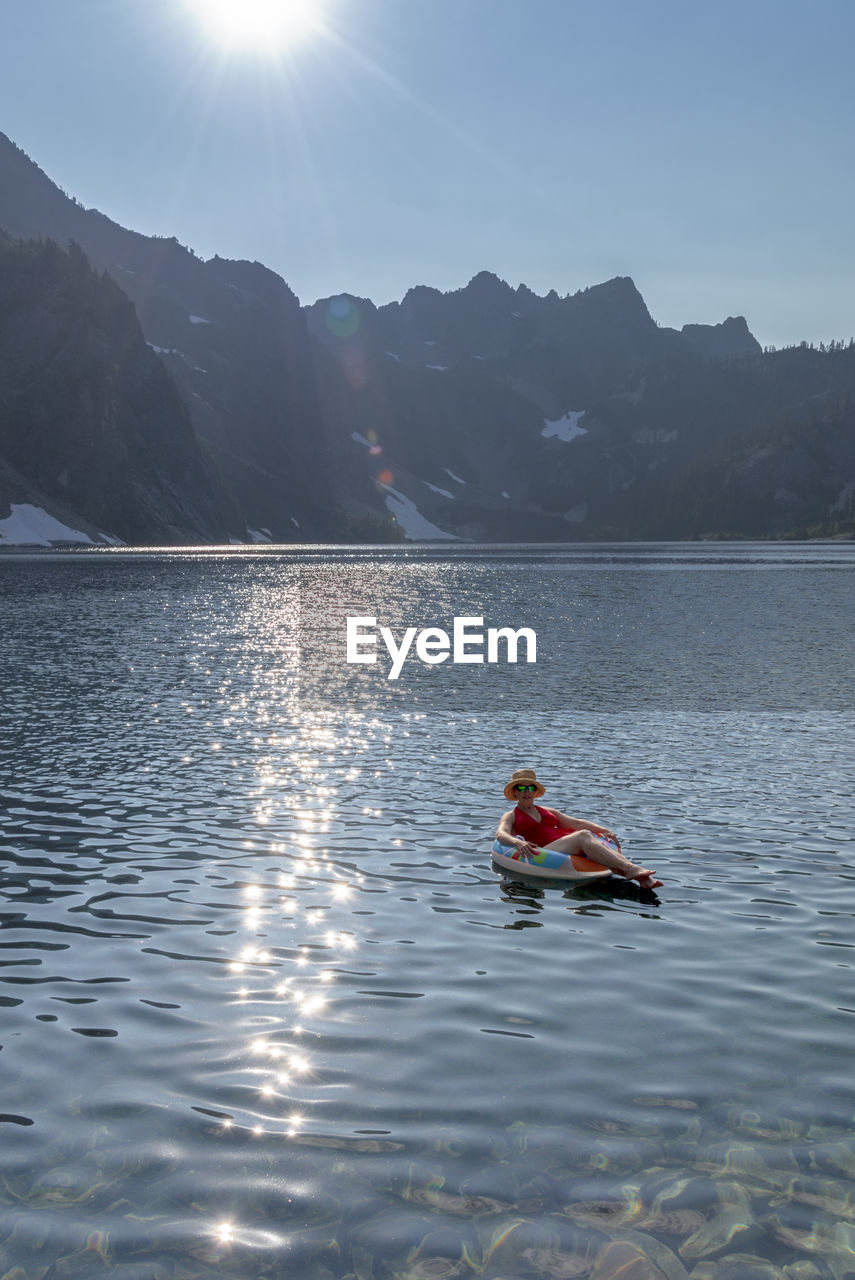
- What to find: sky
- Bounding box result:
[1,0,853,348]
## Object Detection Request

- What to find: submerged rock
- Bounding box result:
[770,1174,855,1222]
[564,1199,640,1229]
[678,1208,758,1261]
[589,1240,671,1280]
[697,1142,800,1194]
[727,1110,806,1144]
[605,1228,691,1280]
[394,1258,472,1280]
[807,1142,855,1181]
[639,1209,708,1237]
[781,1262,826,1280]
[351,1211,480,1280]
[515,1246,595,1278]
[702,1254,786,1280]
[476,1215,597,1277]
[401,1187,508,1218]
[762,1213,853,1257]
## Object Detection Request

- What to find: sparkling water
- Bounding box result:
[2,543,854,1277]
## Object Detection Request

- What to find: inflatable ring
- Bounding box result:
[491,838,614,881]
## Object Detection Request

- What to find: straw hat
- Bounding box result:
[503,768,546,801]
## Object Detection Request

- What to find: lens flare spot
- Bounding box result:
[377,470,394,486]
[325,296,360,339]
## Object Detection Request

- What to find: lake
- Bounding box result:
[1,542,855,1279]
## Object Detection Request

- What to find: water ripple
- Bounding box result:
[2,546,855,1275]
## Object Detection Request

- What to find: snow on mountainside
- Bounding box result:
[542,411,587,442]
[381,486,460,540]
[0,504,97,546]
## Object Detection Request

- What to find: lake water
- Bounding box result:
[2,542,855,1279]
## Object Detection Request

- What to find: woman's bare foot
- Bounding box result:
[625,865,663,889]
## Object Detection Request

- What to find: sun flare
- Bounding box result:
[188,0,321,53]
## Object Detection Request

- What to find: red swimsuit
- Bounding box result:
[513,805,576,846]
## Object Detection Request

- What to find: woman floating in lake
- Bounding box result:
[496,769,662,889]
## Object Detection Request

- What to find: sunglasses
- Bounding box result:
[514,784,538,793]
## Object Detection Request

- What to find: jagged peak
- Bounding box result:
[682,314,753,333]
[680,315,761,358]
[462,269,512,296]
[568,276,655,328]
[576,275,644,301]
[206,255,298,306]
[321,290,378,315]
[389,284,438,313]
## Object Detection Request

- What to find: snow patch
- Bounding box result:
[384,351,401,362]
[148,343,207,373]
[423,481,454,499]
[501,491,511,499]
[443,468,466,485]
[542,410,587,443]
[248,528,273,543]
[382,486,458,540]
[423,340,436,346]
[0,504,94,546]
[189,314,212,325]
[426,364,448,372]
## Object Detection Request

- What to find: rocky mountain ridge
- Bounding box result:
[0,233,240,544]
[1,129,853,543]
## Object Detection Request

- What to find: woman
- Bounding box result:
[496,769,662,889]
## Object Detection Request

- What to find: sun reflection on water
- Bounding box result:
[214,764,371,1143]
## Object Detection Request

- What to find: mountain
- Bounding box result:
[0,130,396,543]
[1,129,853,543]
[0,233,240,543]
[308,274,853,540]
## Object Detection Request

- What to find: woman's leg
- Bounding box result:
[545,832,662,887]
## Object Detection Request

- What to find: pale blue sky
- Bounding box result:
[2,0,853,346]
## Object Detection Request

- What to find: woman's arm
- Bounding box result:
[495,809,536,852]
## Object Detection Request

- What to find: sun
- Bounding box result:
[188,0,322,53]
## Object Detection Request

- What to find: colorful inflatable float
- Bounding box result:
[490,837,616,881]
